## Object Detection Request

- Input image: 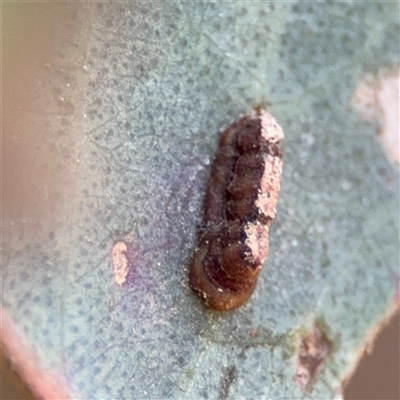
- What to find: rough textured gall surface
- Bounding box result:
[190,109,284,311]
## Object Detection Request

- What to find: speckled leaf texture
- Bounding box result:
[2,2,399,399]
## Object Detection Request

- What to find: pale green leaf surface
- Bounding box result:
[2,2,399,399]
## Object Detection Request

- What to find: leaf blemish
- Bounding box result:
[293,325,331,392]
[112,240,130,286]
[218,365,237,400]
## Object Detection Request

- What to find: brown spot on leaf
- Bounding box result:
[250,328,258,338]
[293,326,331,391]
[112,241,129,286]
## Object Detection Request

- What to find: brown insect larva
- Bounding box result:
[190,109,284,311]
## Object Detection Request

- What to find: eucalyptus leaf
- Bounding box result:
[2,2,399,399]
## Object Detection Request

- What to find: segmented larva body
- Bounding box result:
[190,109,284,311]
